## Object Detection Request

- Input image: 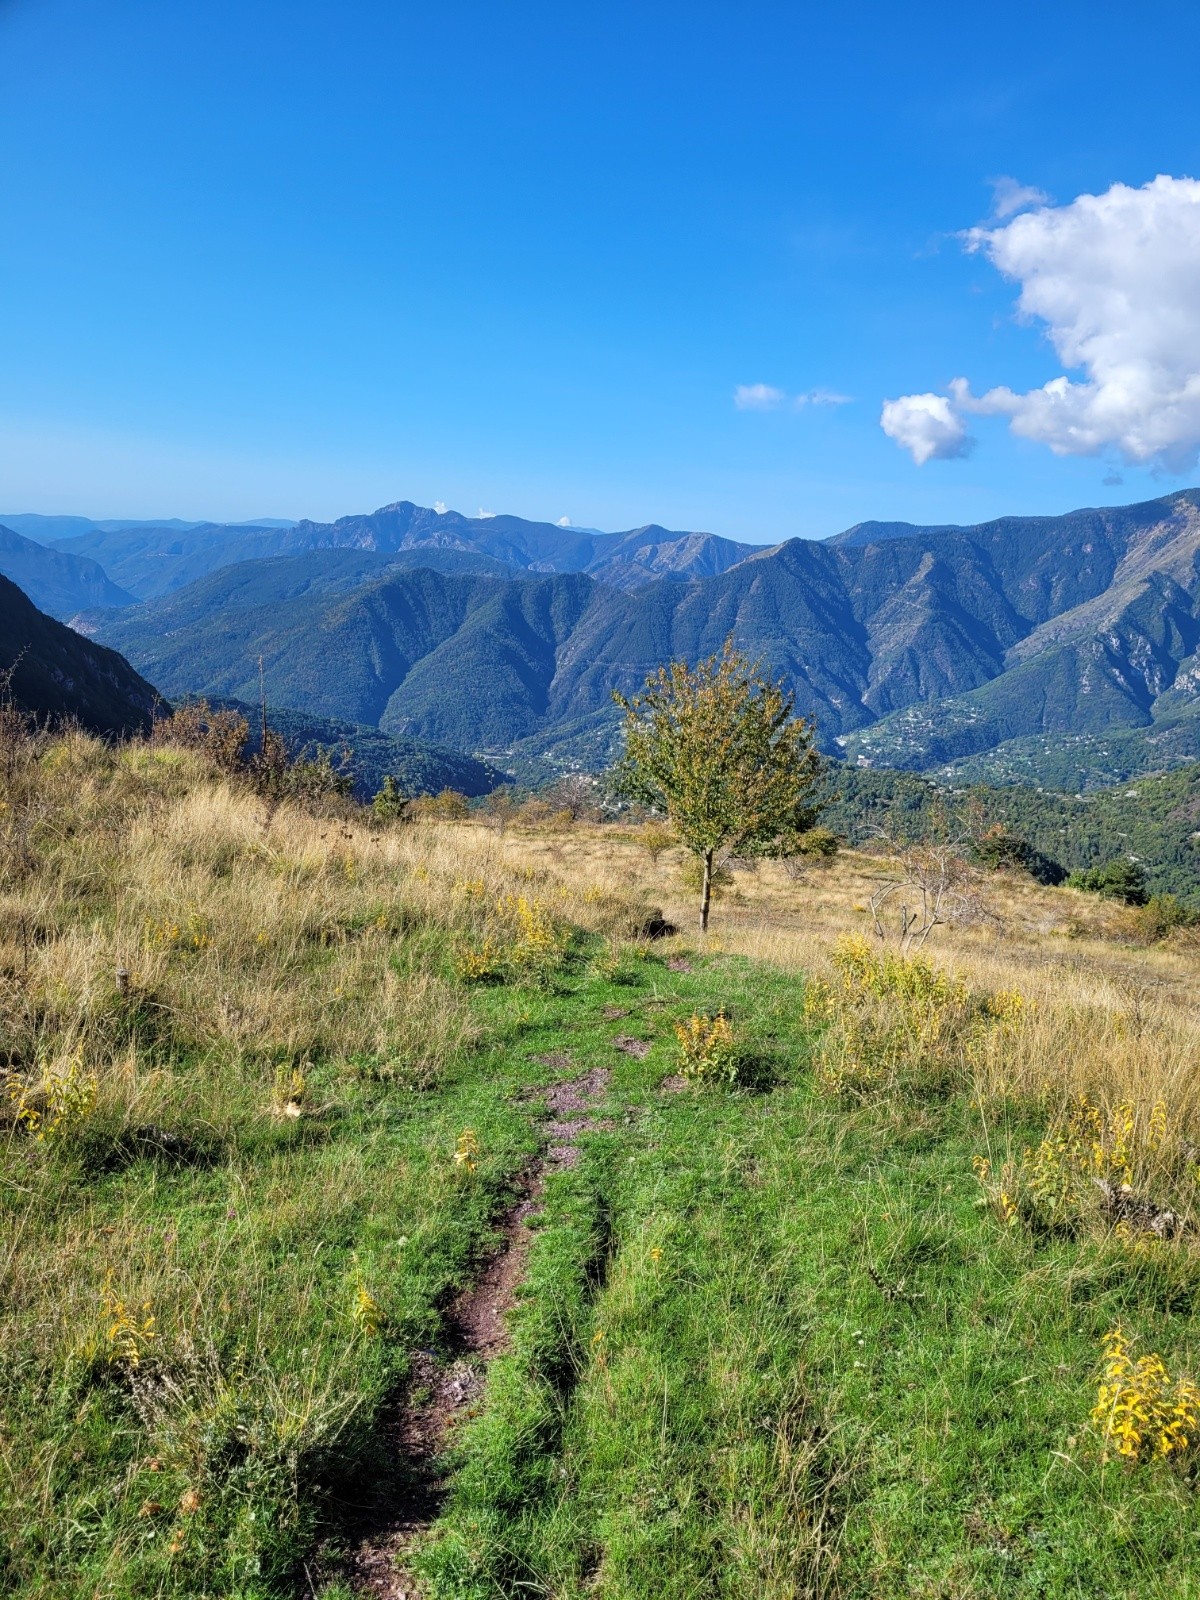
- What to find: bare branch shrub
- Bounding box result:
[868,832,1001,954]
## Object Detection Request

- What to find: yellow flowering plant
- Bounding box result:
[1092,1325,1200,1464]
[675,1010,738,1084]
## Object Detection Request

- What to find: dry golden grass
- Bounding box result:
[0,736,656,1432]
[493,821,1200,1138]
[1,742,653,1112]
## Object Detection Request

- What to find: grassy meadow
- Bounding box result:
[4,730,1200,1597]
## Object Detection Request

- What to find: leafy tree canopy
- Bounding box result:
[615,639,822,929]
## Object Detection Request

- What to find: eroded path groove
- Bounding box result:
[344,1058,613,1598]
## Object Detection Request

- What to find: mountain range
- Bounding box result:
[9,488,1200,791]
[0,502,757,612]
[62,487,1200,789]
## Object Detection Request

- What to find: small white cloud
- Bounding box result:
[795,388,852,408]
[556,515,571,527]
[734,383,787,411]
[880,392,973,465]
[477,507,496,519]
[989,175,1050,220]
[433,499,447,514]
[737,383,850,412]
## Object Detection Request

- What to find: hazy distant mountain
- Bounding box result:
[86,488,1200,786]
[0,523,135,618]
[47,521,307,600]
[0,574,158,735]
[2,513,296,544]
[45,501,762,602]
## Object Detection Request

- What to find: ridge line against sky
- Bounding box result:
[4,0,1200,540]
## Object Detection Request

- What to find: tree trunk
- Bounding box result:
[700,849,713,933]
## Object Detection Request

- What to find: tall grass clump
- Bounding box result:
[804,934,991,1098]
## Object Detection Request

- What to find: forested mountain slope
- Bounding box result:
[73,488,1200,784]
[0,574,158,734]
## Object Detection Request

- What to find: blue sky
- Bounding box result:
[2,0,1200,540]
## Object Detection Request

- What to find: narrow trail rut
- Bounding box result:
[345,1059,612,1599]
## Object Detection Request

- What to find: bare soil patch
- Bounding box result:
[612,1035,651,1058]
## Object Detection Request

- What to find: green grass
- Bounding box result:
[408,956,1200,1599]
[8,917,1200,1597]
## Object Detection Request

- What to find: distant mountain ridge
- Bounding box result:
[0,522,135,618]
[2,513,296,542]
[85,487,1200,787]
[38,500,763,603]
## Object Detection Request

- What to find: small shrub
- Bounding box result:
[637,820,676,865]
[972,823,1066,885]
[974,1094,1182,1238]
[349,1260,385,1337]
[455,936,505,983]
[454,1129,480,1173]
[1092,1325,1200,1464]
[675,1010,738,1084]
[678,854,734,898]
[544,773,602,822]
[7,1048,99,1145]
[146,910,212,954]
[1130,893,1200,943]
[971,1156,1018,1226]
[101,1272,156,1368]
[152,701,249,773]
[591,936,647,985]
[779,826,840,878]
[408,788,470,822]
[370,775,407,823]
[503,894,570,982]
[1067,858,1149,906]
[481,786,518,833]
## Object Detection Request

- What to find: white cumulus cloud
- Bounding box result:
[734,382,787,411]
[556,515,571,527]
[883,175,1200,471]
[433,499,447,514]
[477,506,496,519]
[879,392,972,465]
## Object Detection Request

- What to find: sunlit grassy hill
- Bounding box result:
[5,730,1200,1598]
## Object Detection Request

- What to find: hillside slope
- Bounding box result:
[0,573,158,734]
[0,523,134,618]
[94,566,600,747]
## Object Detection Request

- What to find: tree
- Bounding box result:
[615,639,822,931]
[371,774,407,823]
[1067,858,1148,906]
